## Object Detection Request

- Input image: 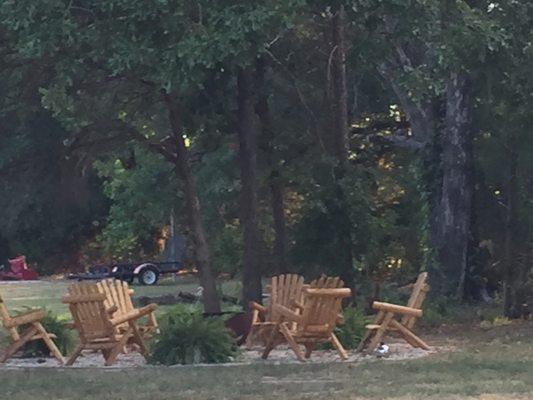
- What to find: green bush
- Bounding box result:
[147,306,237,365]
[319,307,368,350]
[333,307,369,349]
[20,311,75,358]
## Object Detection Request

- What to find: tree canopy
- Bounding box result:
[0,0,531,315]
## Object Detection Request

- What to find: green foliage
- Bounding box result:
[0,111,108,271]
[147,306,237,365]
[93,146,179,261]
[19,311,74,358]
[1,0,532,314]
[333,307,369,349]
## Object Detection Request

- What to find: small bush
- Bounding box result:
[334,307,369,349]
[19,311,75,358]
[320,307,368,350]
[147,306,237,365]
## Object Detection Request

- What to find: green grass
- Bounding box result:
[0,275,239,314]
[1,324,533,400]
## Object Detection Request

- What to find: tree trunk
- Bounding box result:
[255,58,288,275]
[503,130,518,317]
[437,72,474,299]
[330,6,356,300]
[164,94,221,313]
[331,6,349,163]
[270,177,288,274]
[237,67,263,307]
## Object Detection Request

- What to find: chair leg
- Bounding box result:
[356,329,372,353]
[34,322,64,364]
[105,329,131,366]
[245,326,257,350]
[101,348,111,361]
[304,343,314,359]
[279,323,305,362]
[147,313,159,335]
[261,326,279,359]
[366,312,394,354]
[0,325,38,363]
[330,332,348,360]
[261,341,275,359]
[66,344,84,366]
[357,311,385,352]
[390,319,430,350]
[129,321,147,356]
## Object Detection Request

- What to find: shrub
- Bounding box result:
[147,306,237,365]
[333,307,369,349]
[319,307,368,350]
[19,311,75,358]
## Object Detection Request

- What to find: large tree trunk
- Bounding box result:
[237,67,263,307]
[255,58,288,275]
[269,177,288,274]
[437,72,474,299]
[503,129,518,317]
[164,95,221,313]
[331,6,350,162]
[330,6,356,300]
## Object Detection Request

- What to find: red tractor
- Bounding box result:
[0,255,38,281]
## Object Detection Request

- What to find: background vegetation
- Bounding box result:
[0,1,531,316]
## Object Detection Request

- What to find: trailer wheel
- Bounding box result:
[138,267,159,285]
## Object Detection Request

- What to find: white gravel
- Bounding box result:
[1,342,445,369]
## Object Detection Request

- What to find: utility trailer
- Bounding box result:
[68,261,184,285]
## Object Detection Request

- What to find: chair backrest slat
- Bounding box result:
[310,275,343,289]
[97,279,136,326]
[299,287,350,335]
[267,274,305,322]
[64,283,115,341]
[401,272,429,329]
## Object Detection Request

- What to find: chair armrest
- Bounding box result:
[292,300,305,310]
[106,306,118,316]
[272,304,302,323]
[111,304,157,326]
[249,301,267,314]
[138,304,157,315]
[372,301,422,317]
[4,309,45,328]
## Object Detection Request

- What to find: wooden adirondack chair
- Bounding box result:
[357,272,430,353]
[97,279,158,339]
[62,282,153,366]
[262,287,352,361]
[0,293,63,363]
[246,274,305,348]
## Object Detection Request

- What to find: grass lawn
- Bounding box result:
[0,276,240,344]
[0,275,241,315]
[1,280,533,400]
